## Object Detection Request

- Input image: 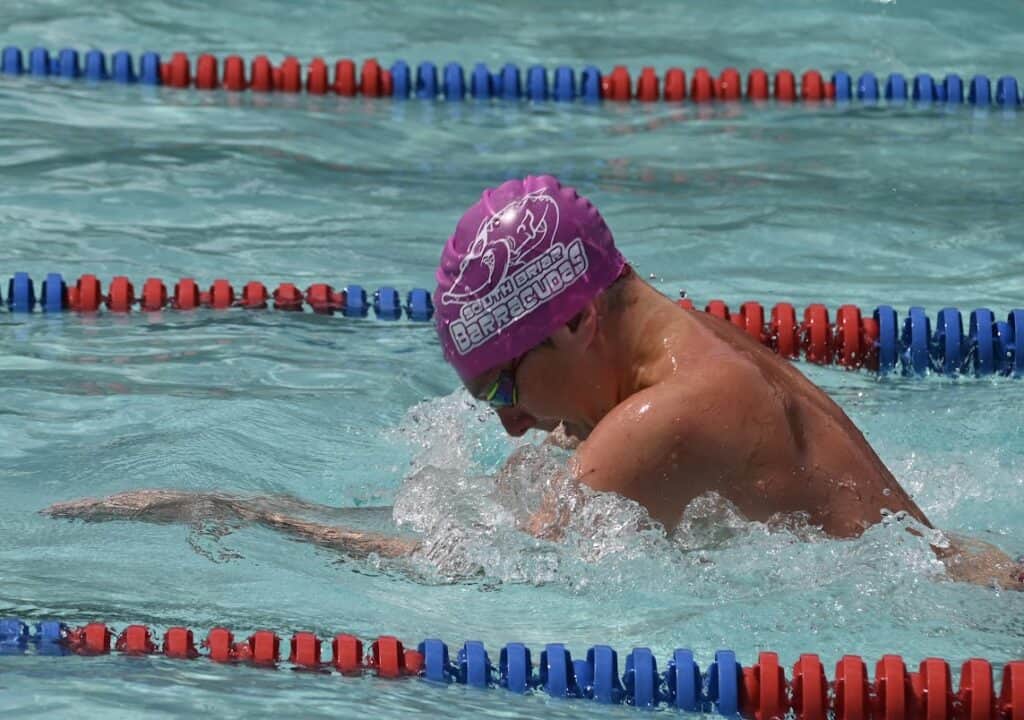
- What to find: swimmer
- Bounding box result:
[46,175,1023,589]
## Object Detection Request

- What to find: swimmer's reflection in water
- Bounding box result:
[45,176,1024,590]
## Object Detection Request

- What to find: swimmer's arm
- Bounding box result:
[44,490,419,560]
[569,385,700,528]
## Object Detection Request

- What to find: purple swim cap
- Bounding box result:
[434,175,626,382]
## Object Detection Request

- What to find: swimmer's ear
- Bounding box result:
[550,301,598,351]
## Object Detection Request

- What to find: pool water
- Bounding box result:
[1,0,1022,716]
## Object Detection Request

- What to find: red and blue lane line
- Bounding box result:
[1,46,1020,106]
[3,272,1022,378]
[1,618,1022,718]
[2,272,433,321]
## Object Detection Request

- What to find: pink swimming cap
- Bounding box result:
[434,175,626,382]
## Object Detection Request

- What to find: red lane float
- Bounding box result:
[636,67,659,102]
[278,56,301,93]
[141,278,167,311]
[959,659,995,720]
[915,658,954,720]
[334,59,357,96]
[861,315,880,371]
[162,52,190,88]
[272,282,303,311]
[107,276,134,312]
[289,632,321,667]
[332,634,364,674]
[747,68,770,100]
[223,55,246,90]
[173,277,200,310]
[206,278,234,309]
[802,303,834,365]
[791,654,828,720]
[739,301,766,344]
[250,55,273,92]
[361,59,383,96]
[67,622,112,655]
[307,58,329,94]
[664,68,686,101]
[743,651,789,720]
[835,655,870,720]
[1002,662,1024,720]
[802,70,824,101]
[241,280,269,309]
[691,66,714,102]
[874,655,909,720]
[69,274,102,312]
[705,299,730,321]
[163,627,199,659]
[771,302,799,359]
[835,304,864,369]
[604,65,631,101]
[195,54,217,90]
[775,69,797,102]
[115,624,158,655]
[718,67,742,101]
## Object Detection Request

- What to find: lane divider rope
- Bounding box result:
[1,618,1021,718]
[1,47,1020,107]
[3,272,1020,378]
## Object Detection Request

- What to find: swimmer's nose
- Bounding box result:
[496,407,537,437]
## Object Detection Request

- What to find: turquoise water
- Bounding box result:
[1,0,1023,716]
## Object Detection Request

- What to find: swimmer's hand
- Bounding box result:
[542,421,586,450]
[933,533,1024,591]
[45,490,418,560]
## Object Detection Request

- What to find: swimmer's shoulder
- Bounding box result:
[574,381,720,486]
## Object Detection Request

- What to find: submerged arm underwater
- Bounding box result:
[44,484,1023,590]
[44,489,418,560]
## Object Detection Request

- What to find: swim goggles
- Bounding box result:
[478,362,520,409]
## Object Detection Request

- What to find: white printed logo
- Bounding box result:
[442,189,589,357]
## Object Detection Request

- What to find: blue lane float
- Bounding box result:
[969,75,991,105]
[443,62,464,101]
[415,61,438,100]
[885,73,907,102]
[373,287,401,320]
[112,50,135,82]
[901,306,932,376]
[935,307,965,375]
[342,284,368,318]
[139,51,161,85]
[553,65,575,101]
[857,72,879,103]
[84,49,108,81]
[913,74,936,102]
[706,649,743,716]
[996,76,1020,106]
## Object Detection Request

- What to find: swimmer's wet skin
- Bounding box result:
[44,175,1024,590]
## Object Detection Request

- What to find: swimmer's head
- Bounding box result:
[434,175,625,384]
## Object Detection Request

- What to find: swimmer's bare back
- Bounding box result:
[570,280,927,538]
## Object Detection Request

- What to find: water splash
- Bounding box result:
[386,392,951,601]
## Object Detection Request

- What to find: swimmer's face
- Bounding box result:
[465,303,602,437]
[466,351,540,437]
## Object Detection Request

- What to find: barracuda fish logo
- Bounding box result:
[441,190,558,305]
